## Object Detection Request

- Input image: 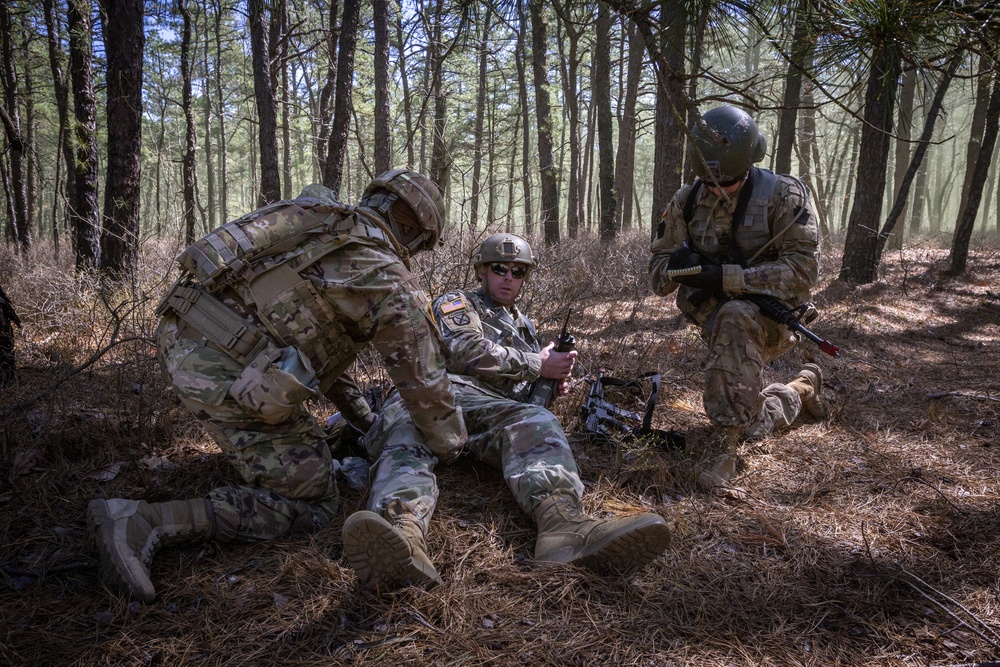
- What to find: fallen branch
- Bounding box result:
[927,391,1000,403]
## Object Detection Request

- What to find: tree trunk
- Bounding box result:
[469,4,491,231]
[427,0,456,193]
[393,2,415,169]
[796,82,830,246]
[43,0,76,250]
[838,125,859,232]
[529,0,559,244]
[554,2,581,239]
[20,29,38,239]
[98,0,145,278]
[0,283,19,387]
[952,54,993,240]
[67,0,101,268]
[595,2,616,240]
[950,70,1000,273]
[615,17,642,232]
[0,2,30,251]
[515,0,533,234]
[213,0,229,223]
[650,0,686,238]
[202,9,216,231]
[683,5,705,184]
[774,0,811,175]
[178,0,198,244]
[276,0,292,200]
[373,0,391,174]
[875,51,960,265]
[885,66,916,251]
[249,0,280,205]
[838,44,901,284]
[324,0,359,196]
[315,0,340,181]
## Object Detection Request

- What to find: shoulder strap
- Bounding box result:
[682,180,704,224]
[728,168,757,267]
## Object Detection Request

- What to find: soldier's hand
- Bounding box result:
[666,245,702,272]
[351,412,377,434]
[673,264,723,292]
[539,342,577,380]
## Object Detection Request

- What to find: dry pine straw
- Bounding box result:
[1,243,1000,667]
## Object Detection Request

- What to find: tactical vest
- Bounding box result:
[683,167,781,266]
[158,197,395,385]
[455,289,541,402]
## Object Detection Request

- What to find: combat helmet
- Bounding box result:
[361,169,447,254]
[474,233,536,276]
[690,105,767,184]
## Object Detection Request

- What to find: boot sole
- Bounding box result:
[579,515,672,574]
[87,499,157,602]
[342,511,440,589]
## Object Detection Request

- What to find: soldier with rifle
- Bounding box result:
[343,233,671,589]
[649,105,829,496]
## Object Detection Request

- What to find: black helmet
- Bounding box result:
[361,169,447,253]
[473,233,536,272]
[690,106,767,184]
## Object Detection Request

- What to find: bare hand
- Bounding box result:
[352,411,377,434]
[539,342,577,380]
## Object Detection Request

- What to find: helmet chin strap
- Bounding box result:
[355,197,412,269]
[361,190,430,255]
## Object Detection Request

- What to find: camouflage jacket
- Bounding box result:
[168,184,466,457]
[432,287,542,402]
[649,167,820,325]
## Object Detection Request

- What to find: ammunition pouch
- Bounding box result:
[155,281,267,365]
[229,342,319,424]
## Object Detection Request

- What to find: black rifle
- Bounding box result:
[745,294,839,357]
[580,372,684,449]
[665,265,839,357]
[528,309,575,409]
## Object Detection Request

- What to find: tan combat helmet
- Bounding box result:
[473,233,536,276]
[361,169,447,254]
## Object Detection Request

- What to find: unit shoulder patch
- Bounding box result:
[449,311,471,327]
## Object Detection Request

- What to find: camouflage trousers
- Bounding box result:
[363,380,584,533]
[157,316,338,542]
[702,299,803,439]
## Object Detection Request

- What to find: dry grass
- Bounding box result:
[1,232,999,667]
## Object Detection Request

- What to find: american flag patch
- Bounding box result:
[439,297,467,314]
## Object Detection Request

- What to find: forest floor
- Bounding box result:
[1,234,999,667]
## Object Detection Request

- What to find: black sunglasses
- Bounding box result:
[489,262,528,279]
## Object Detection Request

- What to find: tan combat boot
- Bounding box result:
[532,493,671,573]
[695,426,745,499]
[787,363,826,418]
[342,505,441,589]
[87,498,216,602]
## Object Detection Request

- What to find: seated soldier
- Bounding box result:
[342,233,672,589]
[88,170,466,602]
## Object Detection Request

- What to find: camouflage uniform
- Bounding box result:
[157,185,465,542]
[364,287,583,533]
[649,166,820,437]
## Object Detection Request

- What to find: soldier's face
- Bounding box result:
[478,263,524,306]
[706,176,746,198]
